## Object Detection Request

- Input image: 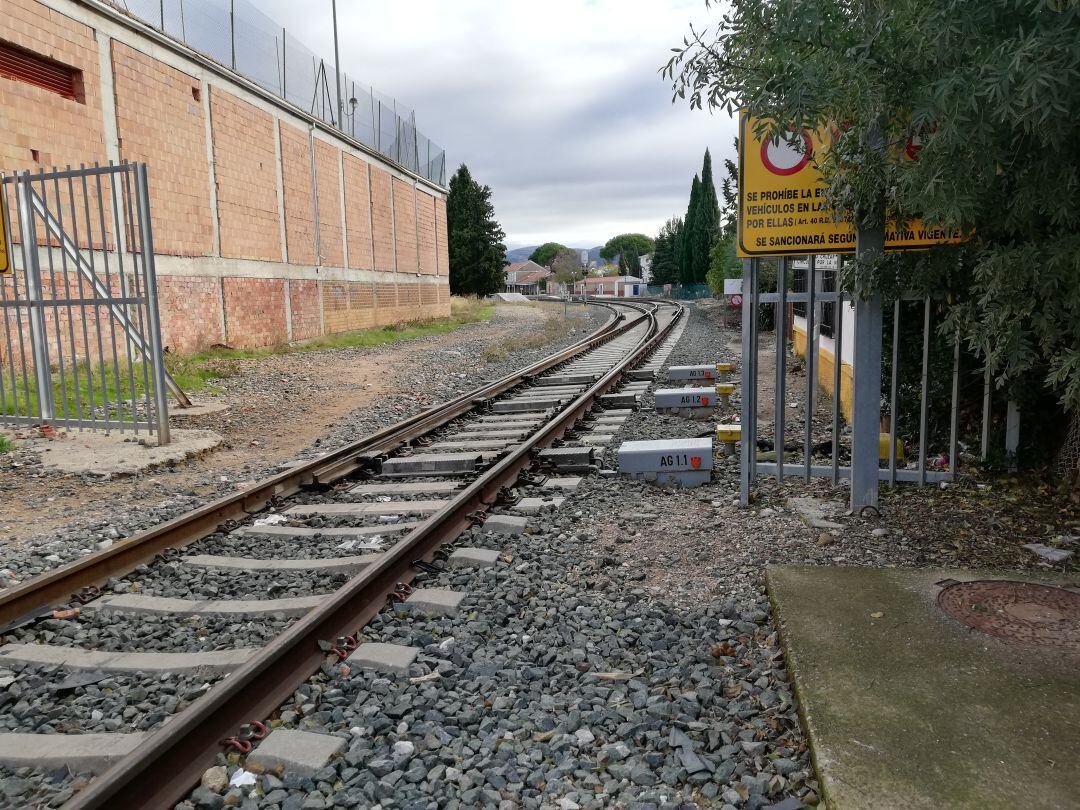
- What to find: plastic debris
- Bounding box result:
[229,768,257,788]
[252,514,288,527]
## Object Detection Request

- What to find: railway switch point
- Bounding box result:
[483,514,529,535]
[599,392,639,409]
[347,642,421,676]
[245,729,346,777]
[716,424,742,456]
[404,588,466,616]
[618,438,715,488]
[448,548,502,568]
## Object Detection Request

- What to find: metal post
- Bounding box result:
[229,0,236,71]
[1005,400,1020,470]
[775,258,787,482]
[888,298,900,485]
[980,354,991,460]
[281,28,287,100]
[949,329,961,477]
[309,127,322,266]
[134,164,170,444]
[15,175,54,420]
[332,0,343,130]
[740,257,754,506]
[850,233,884,510]
[804,255,816,481]
[918,298,931,485]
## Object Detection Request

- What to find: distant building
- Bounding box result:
[504,260,551,296]
[571,276,646,298]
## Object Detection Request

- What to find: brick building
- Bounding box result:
[0,0,450,353]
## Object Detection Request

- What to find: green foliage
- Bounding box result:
[528,242,567,267]
[665,0,1080,414]
[550,247,585,285]
[618,250,643,276]
[446,164,507,297]
[0,435,10,454]
[680,175,701,283]
[706,234,740,295]
[651,218,682,285]
[691,150,721,283]
[600,233,654,263]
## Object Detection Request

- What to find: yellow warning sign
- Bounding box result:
[737,113,964,257]
[0,191,10,274]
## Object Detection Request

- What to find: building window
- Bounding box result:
[0,40,84,102]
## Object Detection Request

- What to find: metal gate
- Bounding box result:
[737,255,1008,509]
[0,163,178,444]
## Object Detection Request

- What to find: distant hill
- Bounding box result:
[505,245,603,265]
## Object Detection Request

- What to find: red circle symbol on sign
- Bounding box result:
[730,294,743,307]
[760,131,813,176]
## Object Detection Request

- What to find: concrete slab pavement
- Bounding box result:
[767,565,1080,810]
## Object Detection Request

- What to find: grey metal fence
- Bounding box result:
[738,255,1013,508]
[105,0,446,185]
[0,163,175,444]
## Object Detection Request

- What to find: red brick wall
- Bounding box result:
[342,155,373,270]
[157,275,223,353]
[393,178,418,274]
[111,42,212,256]
[210,88,280,261]
[312,139,343,267]
[279,122,316,265]
[288,279,320,341]
[370,165,395,272]
[434,197,450,276]
[321,280,377,334]
[416,189,437,275]
[0,0,106,248]
[222,277,287,349]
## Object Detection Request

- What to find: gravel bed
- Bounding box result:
[0,662,218,734]
[191,529,404,561]
[4,612,292,653]
[113,564,345,601]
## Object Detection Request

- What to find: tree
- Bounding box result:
[446,164,507,296]
[680,175,701,283]
[651,218,683,284]
[706,233,740,296]
[600,233,655,264]
[618,250,642,276]
[528,242,567,267]
[666,0,1080,474]
[719,140,739,237]
[550,247,585,288]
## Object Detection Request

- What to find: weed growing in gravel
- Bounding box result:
[0,435,11,453]
[482,312,587,361]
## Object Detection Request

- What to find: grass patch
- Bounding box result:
[0,296,496,413]
[481,311,588,362]
[0,435,11,453]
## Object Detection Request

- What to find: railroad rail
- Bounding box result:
[0,299,684,809]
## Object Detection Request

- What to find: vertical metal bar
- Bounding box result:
[917,297,931,485]
[888,298,900,485]
[850,217,885,510]
[948,328,960,477]
[108,166,139,431]
[831,288,843,484]
[229,0,237,71]
[739,257,753,506]
[980,353,991,460]
[135,164,170,444]
[775,258,787,483]
[804,255,816,481]
[67,172,95,426]
[38,173,70,423]
[94,168,125,428]
[159,0,164,29]
[332,0,343,131]
[0,177,17,418]
[80,168,107,429]
[281,28,286,100]
[748,259,759,487]
[122,166,154,430]
[52,173,83,426]
[16,175,55,419]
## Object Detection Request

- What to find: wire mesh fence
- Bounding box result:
[105,0,446,185]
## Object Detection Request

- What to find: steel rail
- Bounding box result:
[0,302,643,630]
[65,301,683,810]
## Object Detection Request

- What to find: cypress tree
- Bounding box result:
[680,175,701,283]
[692,149,721,282]
[446,164,507,296]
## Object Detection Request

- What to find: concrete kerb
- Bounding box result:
[404,588,466,616]
[0,643,254,675]
[347,642,420,676]
[447,548,502,569]
[92,593,324,617]
[0,732,147,774]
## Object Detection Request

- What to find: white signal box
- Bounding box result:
[617,438,714,488]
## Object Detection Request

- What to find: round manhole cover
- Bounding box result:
[937,580,1080,648]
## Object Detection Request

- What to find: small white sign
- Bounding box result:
[723,278,742,296]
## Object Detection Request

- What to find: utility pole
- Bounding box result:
[332,0,343,129]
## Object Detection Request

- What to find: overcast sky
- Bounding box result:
[257,0,738,248]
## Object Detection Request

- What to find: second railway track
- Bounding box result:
[0,299,684,809]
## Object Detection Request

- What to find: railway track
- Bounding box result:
[0,299,684,809]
